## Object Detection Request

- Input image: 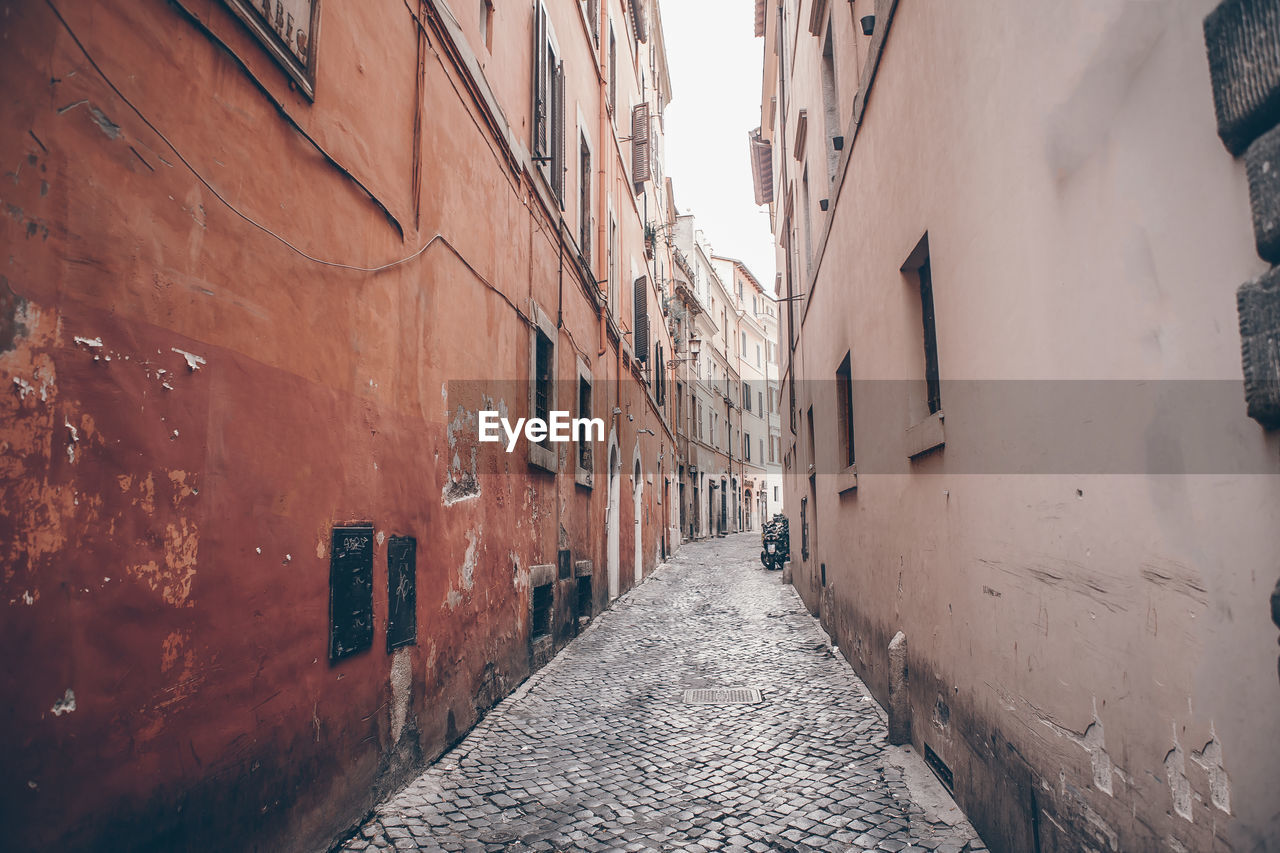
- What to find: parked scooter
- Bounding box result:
[760,514,790,571]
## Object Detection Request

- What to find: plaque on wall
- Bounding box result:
[223,0,321,98]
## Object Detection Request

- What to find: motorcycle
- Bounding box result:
[760,513,790,571]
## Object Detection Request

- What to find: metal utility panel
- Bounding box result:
[387,536,417,652]
[330,525,375,662]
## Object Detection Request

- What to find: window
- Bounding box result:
[783,228,796,352]
[821,21,840,184]
[576,364,593,486]
[535,334,553,429]
[632,104,651,187]
[608,24,617,113]
[583,0,598,44]
[531,582,553,638]
[774,486,779,502]
[579,134,592,262]
[655,344,666,404]
[745,432,752,461]
[743,381,752,412]
[788,375,797,435]
[806,407,816,473]
[836,352,855,468]
[480,0,494,52]
[757,344,762,367]
[759,437,764,463]
[742,331,747,354]
[802,165,814,276]
[529,304,557,472]
[633,276,649,361]
[902,234,942,423]
[533,7,565,202]
[919,253,941,414]
[224,0,321,98]
[607,212,618,318]
[758,390,764,413]
[800,497,809,561]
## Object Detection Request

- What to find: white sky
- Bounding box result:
[662,0,777,290]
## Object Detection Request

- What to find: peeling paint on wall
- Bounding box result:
[1165,735,1194,822]
[171,347,205,371]
[49,688,76,716]
[443,403,481,506]
[127,518,199,607]
[460,528,480,590]
[1190,733,1231,814]
[389,648,412,744]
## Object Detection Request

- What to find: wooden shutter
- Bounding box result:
[629,0,647,42]
[552,61,565,201]
[631,103,651,185]
[608,29,617,110]
[533,8,547,156]
[633,276,649,361]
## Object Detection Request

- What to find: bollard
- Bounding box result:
[887,631,911,745]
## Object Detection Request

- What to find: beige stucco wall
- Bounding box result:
[774,1,1280,850]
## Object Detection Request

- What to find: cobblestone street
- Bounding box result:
[338,534,984,853]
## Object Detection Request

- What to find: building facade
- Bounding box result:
[712,255,780,531]
[669,215,780,541]
[757,1,1280,852]
[0,0,684,849]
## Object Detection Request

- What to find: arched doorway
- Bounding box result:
[607,442,621,599]
[633,457,643,584]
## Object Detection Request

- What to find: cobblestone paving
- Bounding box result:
[338,533,985,853]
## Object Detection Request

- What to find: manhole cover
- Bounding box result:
[682,688,763,705]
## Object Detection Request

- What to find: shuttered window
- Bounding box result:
[534,330,553,440]
[608,25,617,113]
[631,103,651,188]
[633,276,649,362]
[628,0,647,42]
[551,62,565,201]
[533,6,565,203]
[580,135,592,262]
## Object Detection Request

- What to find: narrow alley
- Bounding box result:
[339,534,982,853]
[4,0,1280,850]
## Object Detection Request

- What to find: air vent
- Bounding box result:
[924,743,954,793]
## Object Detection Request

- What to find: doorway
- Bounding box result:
[633,458,643,584]
[607,443,621,599]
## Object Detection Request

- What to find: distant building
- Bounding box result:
[756,0,1280,851]
[669,216,781,541]
[712,256,782,530]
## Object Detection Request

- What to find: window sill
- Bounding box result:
[575,466,594,489]
[906,410,945,459]
[529,442,558,474]
[529,563,556,588]
[836,464,858,494]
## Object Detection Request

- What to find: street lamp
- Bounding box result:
[669,337,701,366]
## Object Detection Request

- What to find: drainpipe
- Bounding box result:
[597,0,609,358]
